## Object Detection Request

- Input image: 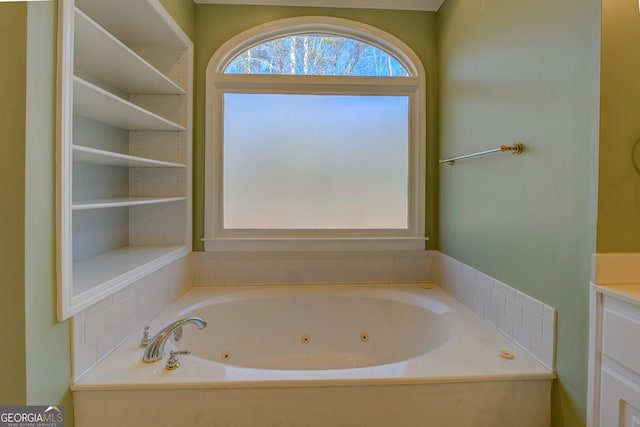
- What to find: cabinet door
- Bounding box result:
[600,366,640,427]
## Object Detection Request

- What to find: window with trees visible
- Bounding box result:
[204,17,426,251]
[225,34,409,77]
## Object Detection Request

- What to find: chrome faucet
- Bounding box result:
[142,317,207,363]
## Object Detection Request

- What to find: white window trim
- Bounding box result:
[203,16,427,251]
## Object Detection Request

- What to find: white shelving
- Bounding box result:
[74,8,185,95]
[72,245,189,305]
[72,145,186,168]
[57,0,193,320]
[72,196,186,211]
[73,77,186,131]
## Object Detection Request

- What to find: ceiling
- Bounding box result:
[192,0,446,12]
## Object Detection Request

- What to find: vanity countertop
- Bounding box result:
[593,283,640,306]
[592,252,640,306]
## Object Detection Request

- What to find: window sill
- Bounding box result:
[202,237,429,252]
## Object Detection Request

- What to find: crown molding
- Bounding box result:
[193,0,445,12]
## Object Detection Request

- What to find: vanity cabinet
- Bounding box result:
[588,285,640,427]
[56,0,193,320]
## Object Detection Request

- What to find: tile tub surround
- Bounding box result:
[72,256,192,380]
[73,284,553,427]
[435,252,557,371]
[72,249,556,380]
[192,250,435,286]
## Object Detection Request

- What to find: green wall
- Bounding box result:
[437,0,600,426]
[159,0,196,41]
[598,0,640,252]
[24,2,74,417]
[0,1,28,405]
[0,1,74,422]
[192,4,439,250]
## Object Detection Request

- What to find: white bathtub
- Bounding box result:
[73,284,554,427]
[175,287,451,371]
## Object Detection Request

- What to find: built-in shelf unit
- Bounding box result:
[56,0,193,320]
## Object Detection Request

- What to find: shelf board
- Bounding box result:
[73,145,186,168]
[72,196,186,211]
[73,76,186,131]
[74,8,185,95]
[76,0,190,48]
[72,245,188,299]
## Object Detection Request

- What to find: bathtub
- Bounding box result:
[73,284,554,427]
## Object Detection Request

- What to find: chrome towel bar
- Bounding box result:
[439,143,524,166]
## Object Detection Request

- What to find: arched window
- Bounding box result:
[204,17,426,251]
[225,34,409,76]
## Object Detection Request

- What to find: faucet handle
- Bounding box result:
[139,326,150,348]
[166,350,191,371]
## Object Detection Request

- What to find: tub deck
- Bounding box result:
[73,284,553,390]
[73,284,554,427]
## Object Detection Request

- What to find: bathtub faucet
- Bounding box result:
[142,317,207,363]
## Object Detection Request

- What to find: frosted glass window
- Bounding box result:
[223,93,409,229]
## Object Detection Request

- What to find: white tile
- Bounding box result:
[122,293,138,320]
[364,258,389,284]
[505,297,523,327]
[497,310,513,339]
[317,259,345,284]
[433,251,556,372]
[112,285,136,305]
[484,292,501,328]
[421,251,435,283]
[433,251,442,285]
[74,341,97,380]
[438,254,458,292]
[461,281,475,309]
[202,261,225,285]
[105,302,126,343]
[484,306,499,328]
[72,312,85,345]
[469,274,483,316]
[476,274,492,317]
[513,324,533,352]
[493,279,517,300]
[531,334,555,370]
[522,307,543,339]
[515,291,544,315]
[84,313,106,347]
[105,302,124,331]
[542,305,556,342]
[96,328,115,362]
[393,257,420,283]
[83,296,113,320]
[490,290,506,316]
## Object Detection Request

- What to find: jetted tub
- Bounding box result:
[174,287,451,371]
[73,285,554,427]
